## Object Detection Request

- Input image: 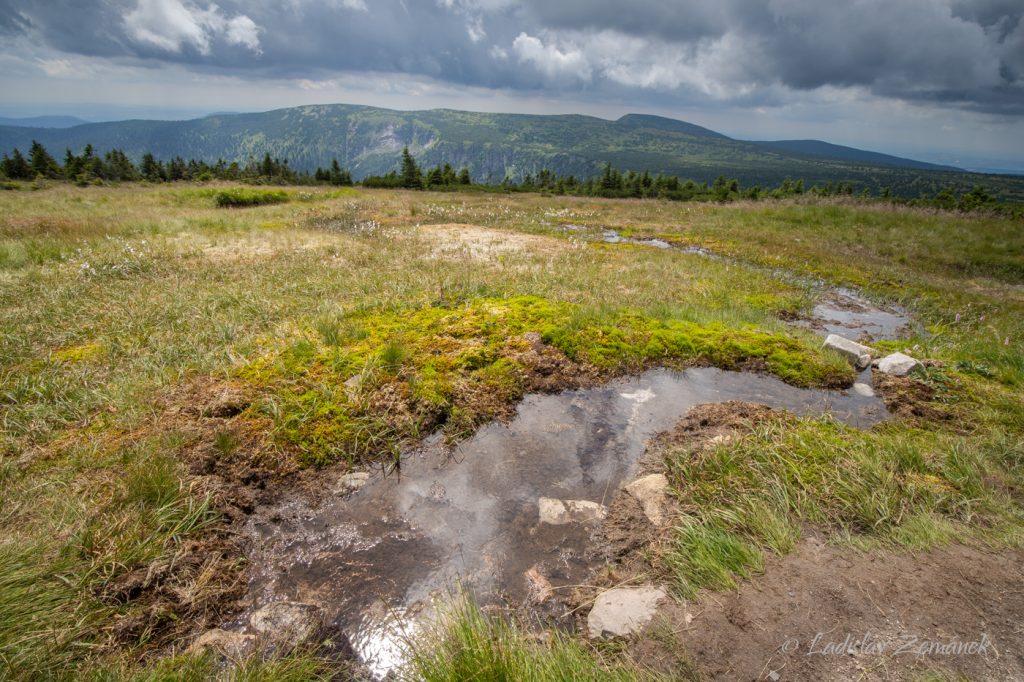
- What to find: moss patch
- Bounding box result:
[240,296,851,466]
[51,343,103,363]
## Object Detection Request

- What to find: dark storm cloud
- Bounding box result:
[520,0,729,42]
[1,0,1021,115]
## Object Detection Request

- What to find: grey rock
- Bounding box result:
[823,334,875,368]
[875,352,923,376]
[249,601,323,652]
[851,382,875,397]
[334,471,370,495]
[624,474,670,526]
[538,497,606,525]
[588,586,668,639]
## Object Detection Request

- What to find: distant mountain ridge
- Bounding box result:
[751,139,958,172]
[0,115,90,129]
[2,103,1022,200]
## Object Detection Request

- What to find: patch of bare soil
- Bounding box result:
[871,370,957,425]
[96,378,292,654]
[422,223,562,261]
[636,540,1024,681]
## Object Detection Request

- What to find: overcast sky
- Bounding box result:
[1,0,1022,169]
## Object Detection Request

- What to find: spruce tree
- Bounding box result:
[140,153,163,182]
[4,149,32,180]
[29,140,60,179]
[400,147,422,189]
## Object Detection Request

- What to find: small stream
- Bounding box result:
[234,228,917,678]
[589,226,915,343]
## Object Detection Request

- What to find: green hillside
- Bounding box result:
[2,103,1023,199]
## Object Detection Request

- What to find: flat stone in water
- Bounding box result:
[240,367,886,678]
[588,585,668,639]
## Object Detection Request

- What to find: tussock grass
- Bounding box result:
[0,539,98,679]
[662,418,1024,597]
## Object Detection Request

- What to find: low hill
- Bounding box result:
[1,104,1021,199]
[752,139,959,171]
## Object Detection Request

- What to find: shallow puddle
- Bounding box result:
[240,367,886,677]
[797,287,912,341]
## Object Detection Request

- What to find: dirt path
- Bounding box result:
[635,539,1024,681]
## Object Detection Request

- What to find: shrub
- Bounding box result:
[214,188,289,207]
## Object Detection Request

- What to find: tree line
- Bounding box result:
[1,140,1013,217]
[0,140,353,186]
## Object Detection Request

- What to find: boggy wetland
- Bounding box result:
[2,184,1023,681]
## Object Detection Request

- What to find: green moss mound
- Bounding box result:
[241,296,851,466]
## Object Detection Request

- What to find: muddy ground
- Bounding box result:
[636,540,1024,681]
[603,401,1024,681]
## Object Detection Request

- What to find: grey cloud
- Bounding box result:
[2,0,1022,115]
[520,0,729,42]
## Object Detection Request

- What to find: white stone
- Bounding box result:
[624,474,671,526]
[876,352,923,377]
[823,334,875,368]
[852,382,875,397]
[538,497,607,525]
[249,601,323,652]
[587,586,667,639]
[335,471,370,495]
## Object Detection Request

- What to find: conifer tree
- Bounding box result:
[400,147,422,189]
[29,140,61,178]
[3,149,32,180]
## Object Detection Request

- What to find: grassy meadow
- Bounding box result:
[1,182,1022,680]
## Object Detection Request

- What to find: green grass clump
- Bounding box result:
[662,417,1024,597]
[214,188,289,208]
[0,441,217,680]
[0,539,98,679]
[407,597,668,682]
